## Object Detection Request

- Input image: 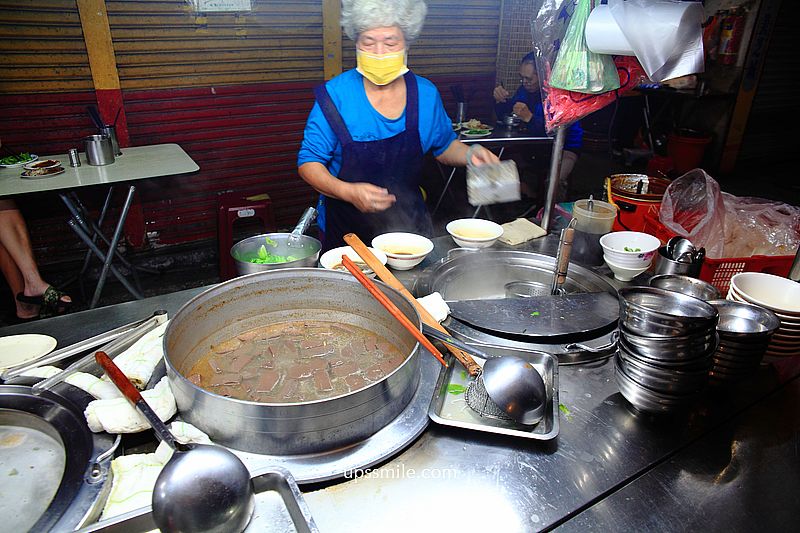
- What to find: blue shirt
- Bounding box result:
[495,86,583,153]
[298,69,457,231]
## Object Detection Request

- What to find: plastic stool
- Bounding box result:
[217,191,276,280]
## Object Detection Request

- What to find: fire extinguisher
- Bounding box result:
[719,9,746,65]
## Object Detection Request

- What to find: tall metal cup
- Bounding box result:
[84,135,115,166]
[99,125,122,156]
[653,246,702,277]
[456,102,467,125]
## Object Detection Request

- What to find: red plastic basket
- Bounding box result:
[642,212,794,295]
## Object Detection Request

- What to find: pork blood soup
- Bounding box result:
[187,320,409,403]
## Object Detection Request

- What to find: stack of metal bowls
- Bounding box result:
[649,274,720,301]
[616,287,719,413]
[707,299,781,386]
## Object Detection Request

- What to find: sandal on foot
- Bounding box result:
[16,286,72,317]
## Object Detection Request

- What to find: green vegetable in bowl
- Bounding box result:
[624,246,641,252]
[464,129,490,135]
[0,152,33,165]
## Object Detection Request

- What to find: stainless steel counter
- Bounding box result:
[3,234,799,532]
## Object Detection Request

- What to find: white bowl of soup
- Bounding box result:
[320,245,387,277]
[446,218,503,249]
[372,232,434,270]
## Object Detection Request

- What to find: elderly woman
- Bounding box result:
[298,0,498,251]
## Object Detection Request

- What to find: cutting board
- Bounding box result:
[447,292,619,340]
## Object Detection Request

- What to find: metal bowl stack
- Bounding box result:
[707,299,781,386]
[615,287,719,413]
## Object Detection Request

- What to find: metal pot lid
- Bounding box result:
[0,380,116,532]
[415,251,619,360]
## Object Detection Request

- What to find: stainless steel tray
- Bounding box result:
[79,466,319,533]
[428,345,559,440]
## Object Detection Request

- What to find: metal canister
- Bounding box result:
[68,148,81,167]
[99,125,122,156]
[84,135,115,166]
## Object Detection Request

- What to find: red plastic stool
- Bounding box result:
[217,191,276,280]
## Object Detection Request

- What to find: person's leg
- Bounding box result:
[0,200,70,314]
[0,242,37,319]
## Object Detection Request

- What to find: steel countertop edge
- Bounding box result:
[2,233,799,532]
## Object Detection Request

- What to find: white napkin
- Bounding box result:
[417,292,450,323]
[85,376,177,433]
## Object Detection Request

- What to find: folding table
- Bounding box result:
[0,144,199,308]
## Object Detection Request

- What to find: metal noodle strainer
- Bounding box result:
[422,325,546,426]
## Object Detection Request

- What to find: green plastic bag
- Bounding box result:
[550,0,620,94]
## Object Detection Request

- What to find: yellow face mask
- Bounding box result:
[356,48,409,86]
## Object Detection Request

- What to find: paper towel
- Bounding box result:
[585,4,634,56]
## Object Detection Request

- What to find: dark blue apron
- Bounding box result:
[314,71,432,251]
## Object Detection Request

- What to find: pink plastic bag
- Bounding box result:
[658,169,726,258]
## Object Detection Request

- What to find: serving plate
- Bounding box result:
[21,167,65,179]
[0,333,58,371]
[461,130,492,138]
[428,345,559,440]
[0,154,38,168]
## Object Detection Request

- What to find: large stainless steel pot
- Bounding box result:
[231,233,321,276]
[164,268,421,455]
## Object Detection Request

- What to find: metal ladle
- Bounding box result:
[95,351,255,533]
[286,206,317,248]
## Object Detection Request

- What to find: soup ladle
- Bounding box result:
[95,351,255,533]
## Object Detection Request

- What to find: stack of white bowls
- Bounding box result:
[727,272,800,357]
[707,299,781,385]
[615,287,719,413]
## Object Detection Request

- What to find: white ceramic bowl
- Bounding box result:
[729,272,800,315]
[319,246,387,277]
[604,255,649,282]
[371,232,434,271]
[599,231,660,268]
[446,218,503,249]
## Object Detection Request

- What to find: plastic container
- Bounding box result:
[642,211,794,295]
[608,174,670,232]
[573,199,617,234]
[667,132,712,174]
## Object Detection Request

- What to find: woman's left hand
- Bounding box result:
[467,145,500,166]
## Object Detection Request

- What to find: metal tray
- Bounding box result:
[428,345,559,440]
[78,466,319,533]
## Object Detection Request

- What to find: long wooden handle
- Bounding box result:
[96,350,177,449]
[341,256,448,368]
[554,227,574,289]
[344,233,482,376]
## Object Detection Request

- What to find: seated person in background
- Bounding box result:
[493,52,583,203]
[0,199,71,321]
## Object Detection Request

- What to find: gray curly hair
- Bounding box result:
[341,0,428,42]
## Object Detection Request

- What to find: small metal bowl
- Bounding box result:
[618,287,719,338]
[614,363,697,414]
[649,274,720,301]
[708,299,781,338]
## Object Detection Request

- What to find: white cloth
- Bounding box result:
[102,321,169,390]
[101,422,212,521]
[417,292,450,323]
[498,218,547,245]
[85,376,177,433]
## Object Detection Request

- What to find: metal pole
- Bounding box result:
[66,218,143,303]
[90,185,138,308]
[541,126,566,233]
